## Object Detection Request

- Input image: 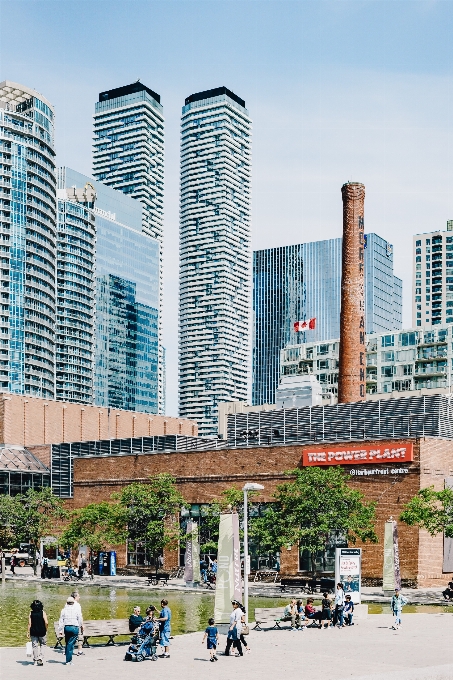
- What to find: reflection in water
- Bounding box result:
[0,583,283,647]
[2,582,452,647]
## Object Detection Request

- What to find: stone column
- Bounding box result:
[338,182,366,403]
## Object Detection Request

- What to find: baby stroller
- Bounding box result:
[124,619,159,662]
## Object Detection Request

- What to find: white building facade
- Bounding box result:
[280,325,453,400]
[413,225,453,329]
[92,82,165,412]
[179,87,252,436]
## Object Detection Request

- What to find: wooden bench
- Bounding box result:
[146,572,169,586]
[279,578,311,593]
[54,619,133,648]
[253,570,280,583]
[253,607,287,630]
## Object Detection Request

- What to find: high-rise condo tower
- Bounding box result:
[179,87,252,436]
[92,82,165,412]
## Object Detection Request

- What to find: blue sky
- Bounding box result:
[2,0,453,415]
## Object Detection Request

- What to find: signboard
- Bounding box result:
[335,548,361,604]
[214,513,242,623]
[302,441,413,467]
[184,521,201,584]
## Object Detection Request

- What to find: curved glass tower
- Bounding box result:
[0,81,56,398]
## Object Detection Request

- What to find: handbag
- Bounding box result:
[241,625,250,636]
[26,641,32,657]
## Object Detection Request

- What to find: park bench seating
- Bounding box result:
[279,577,335,593]
[146,571,169,585]
[253,570,280,583]
[54,619,133,648]
[253,607,287,630]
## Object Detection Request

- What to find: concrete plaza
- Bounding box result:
[2,614,453,680]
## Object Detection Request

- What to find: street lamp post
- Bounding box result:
[242,482,264,624]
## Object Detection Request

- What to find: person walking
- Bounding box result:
[224,601,243,657]
[202,617,219,662]
[71,591,84,656]
[333,583,345,628]
[239,607,251,652]
[157,599,171,658]
[27,600,48,666]
[391,588,407,630]
[58,596,83,665]
[10,552,16,575]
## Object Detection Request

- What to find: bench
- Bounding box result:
[146,572,169,586]
[253,607,287,630]
[253,570,280,583]
[54,619,133,648]
[279,578,311,593]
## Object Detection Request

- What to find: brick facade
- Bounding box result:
[0,393,197,447]
[69,435,453,586]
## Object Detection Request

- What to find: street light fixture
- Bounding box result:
[242,482,264,624]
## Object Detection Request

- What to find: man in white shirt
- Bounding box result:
[333,583,345,627]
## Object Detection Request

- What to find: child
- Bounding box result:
[344,595,354,625]
[202,618,219,662]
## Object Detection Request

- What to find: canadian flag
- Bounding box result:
[294,318,316,332]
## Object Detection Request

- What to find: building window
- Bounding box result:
[416,240,421,246]
[382,335,394,347]
[381,366,395,377]
[400,332,416,346]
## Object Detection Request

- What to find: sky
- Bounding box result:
[1,0,453,416]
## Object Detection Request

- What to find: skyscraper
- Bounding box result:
[58,168,160,413]
[92,82,165,411]
[0,81,57,398]
[179,87,252,437]
[253,234,402,406]
[413,225,453,328]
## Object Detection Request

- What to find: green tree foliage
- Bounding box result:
[0,488,66,573]
[250,467,378,574]
[198,487,259,554]
[400,486,453,537]
[60,501,126,554]
[115,473,187,571]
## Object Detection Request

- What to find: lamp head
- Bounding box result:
[242,483,264,492]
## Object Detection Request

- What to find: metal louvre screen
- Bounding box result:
[227,395,453,447]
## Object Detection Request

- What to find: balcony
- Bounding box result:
[414,366,447,377]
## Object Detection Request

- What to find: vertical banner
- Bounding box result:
[383,519,401,591]
[393,521,401,590]
[192,523,201,583]
[335,548,361,604]
[214,514,234,623]
[184,520,194,583]
[443,478,453,572]
[232,512,242,603]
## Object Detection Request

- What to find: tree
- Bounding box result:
[400,486,453,537]
[60,501,126,574]
[0,494,21,550]
[197,487,260,555]
[115,473,187,572]
[0,488,67,574]
[250,467,378,575]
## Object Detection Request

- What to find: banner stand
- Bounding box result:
[335,548,362,604]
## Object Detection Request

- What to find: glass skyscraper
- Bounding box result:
[179,87,252,437]
[92,82,165,412]
[0,81,57,399]
[58,168,160,413]
[253,234,402,405]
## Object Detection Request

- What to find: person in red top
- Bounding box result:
[304,598,322,627]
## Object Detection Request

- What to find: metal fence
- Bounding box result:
[227,394,453,448]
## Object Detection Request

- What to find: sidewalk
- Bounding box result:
[2,569,451,605]
[1,614,453,679]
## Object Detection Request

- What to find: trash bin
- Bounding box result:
[51,566,60,579]
[108,551,116,576]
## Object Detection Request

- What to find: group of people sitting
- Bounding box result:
[281,583,355,630]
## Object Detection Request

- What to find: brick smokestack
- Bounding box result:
[338,182,366,403]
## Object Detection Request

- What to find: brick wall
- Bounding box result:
[70,436,453,585]
[0,392,197,446]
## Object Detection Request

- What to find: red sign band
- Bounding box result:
[302,441,413,466]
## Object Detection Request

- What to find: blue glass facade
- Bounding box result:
[252,234,402,406]
[0,82,57,399]
[94,215,159,413]
[58,168,160,413]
